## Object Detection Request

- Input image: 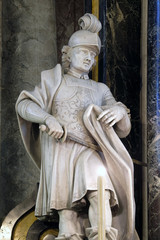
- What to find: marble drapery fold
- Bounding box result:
[83,104,139,240]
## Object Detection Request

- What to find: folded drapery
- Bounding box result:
[83,104,139,240]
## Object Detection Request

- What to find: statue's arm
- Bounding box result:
[17,99,64,138]
[98,83,131,138]
[111,103,131,138]
[17,99,51,124]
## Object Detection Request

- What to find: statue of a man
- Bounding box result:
[16,14,138,240]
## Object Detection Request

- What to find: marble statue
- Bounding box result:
[16,13,139,240]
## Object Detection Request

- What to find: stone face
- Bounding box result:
[148,1,160,239]
[0,0,57,224]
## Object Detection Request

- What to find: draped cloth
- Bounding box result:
[15,64,62,170]
[83,104,139,240]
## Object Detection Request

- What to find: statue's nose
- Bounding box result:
[86,53,92,61]
[86,58,91,63]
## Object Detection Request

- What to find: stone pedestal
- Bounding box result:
[148,1,160,239]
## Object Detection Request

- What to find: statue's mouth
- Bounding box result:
[83,61,90,66]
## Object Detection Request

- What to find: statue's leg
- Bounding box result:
[87,190,112,228]
[56,209,85,240]
[86,190,118,240]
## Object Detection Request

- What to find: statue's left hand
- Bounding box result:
[97,105,126,128]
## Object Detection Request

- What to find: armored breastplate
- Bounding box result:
[52,74,101,149]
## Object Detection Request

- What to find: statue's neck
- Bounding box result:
[67,69,89,80]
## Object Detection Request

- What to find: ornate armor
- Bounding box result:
[52,74,102,149]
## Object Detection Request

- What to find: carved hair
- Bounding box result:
[61,45,71,73]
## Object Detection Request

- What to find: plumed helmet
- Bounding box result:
[68,13,102,54]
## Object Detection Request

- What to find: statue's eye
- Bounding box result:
[81,50,88,55]
[90,52,96,58]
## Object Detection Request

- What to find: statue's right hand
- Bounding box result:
[44,116,64,139]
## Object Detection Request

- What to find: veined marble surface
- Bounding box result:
[1,0,57,224]
[106,0,141,160]
[106,0,142,236]
[148,1,160,239]
[55,0,84,63]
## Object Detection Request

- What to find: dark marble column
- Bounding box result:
[148,1,160,239]
[106,0,142,236]
[106,0,141,159]
[55,0,84,63]
[0,0,57,225]
[0,0,2,164]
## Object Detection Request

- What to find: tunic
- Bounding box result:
[35,73,118,215]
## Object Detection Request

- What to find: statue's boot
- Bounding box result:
[56,210,87,240]
[55,233,84,240]
[85,227,118,240]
